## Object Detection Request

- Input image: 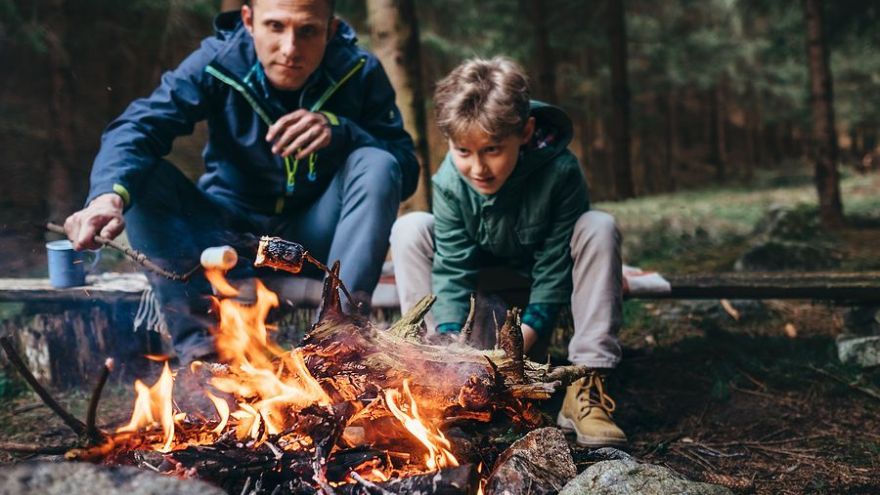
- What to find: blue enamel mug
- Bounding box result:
[46,240,101,288]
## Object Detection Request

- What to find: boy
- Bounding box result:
[390,57,626,447]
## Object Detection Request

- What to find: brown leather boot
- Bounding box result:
[556,371,627,447]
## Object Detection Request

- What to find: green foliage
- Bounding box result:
[0,369,26,400]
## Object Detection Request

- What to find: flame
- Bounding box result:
[206,391,230,435]
[117,361,176,452]
[385,379,458,471]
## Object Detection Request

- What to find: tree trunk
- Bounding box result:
[709,83,727,182]
[220,0,243,12]
[803,0,845,228]
[367,0,431,213]
[44,0,78,220]
[528,0,557,103]
[662,90,677,192]
[606,0,635,199]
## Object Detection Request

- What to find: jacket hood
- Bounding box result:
[505,100,574,185]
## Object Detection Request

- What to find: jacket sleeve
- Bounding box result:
[87,40,217,207]
[430,172,480,326]
[323,56,419,200]
[529,156,591,305]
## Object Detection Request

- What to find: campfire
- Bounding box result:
[1,238,593,495]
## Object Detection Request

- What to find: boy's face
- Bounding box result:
[449,117,535,195]
[242,0,338,91]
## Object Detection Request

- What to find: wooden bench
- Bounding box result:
[1,271,878,389]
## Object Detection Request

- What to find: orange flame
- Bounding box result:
[117,361,176,452]
[385,379,458,471]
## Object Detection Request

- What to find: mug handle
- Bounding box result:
[85,248,102,274]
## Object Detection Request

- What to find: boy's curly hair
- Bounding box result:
[433,56,531,142]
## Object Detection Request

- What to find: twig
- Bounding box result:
[0,336,87,437]
[305,253,358,311]
[86,358,113,442]
[349,471,394,495]
[808,365,880,401]
[0,441,72,455]
[46,222,199,281]
[459,293,477,345]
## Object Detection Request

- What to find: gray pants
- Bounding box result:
[389,211,622,368]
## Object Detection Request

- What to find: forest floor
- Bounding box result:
[1,167,879,494]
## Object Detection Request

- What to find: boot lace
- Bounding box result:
[576,371,617,419]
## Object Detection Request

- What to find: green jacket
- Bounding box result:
[431,101,590,326]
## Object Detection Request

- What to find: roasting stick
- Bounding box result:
[45,222,200,281]
[254,236,359,310]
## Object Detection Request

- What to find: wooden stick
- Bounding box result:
[0,336,88,437]
[86,358,113,442]
[349,472,394,495]
[46,222,199,282]
[459,294,477,345]
[0,441,72,455]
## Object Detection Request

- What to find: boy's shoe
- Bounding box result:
[556,371,628,447]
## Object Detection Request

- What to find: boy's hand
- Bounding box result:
[266,110,332,159]
[63,193,125,250]
[521,323,539,353]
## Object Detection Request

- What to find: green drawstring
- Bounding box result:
[308,153,317,181]
[285,156,299,193]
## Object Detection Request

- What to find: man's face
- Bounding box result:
[449,118,535,195]
[242,0,337,91]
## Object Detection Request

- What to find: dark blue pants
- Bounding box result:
[125,147,402,363]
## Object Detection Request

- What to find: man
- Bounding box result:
[63,0,418,364]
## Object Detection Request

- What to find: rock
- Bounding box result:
[485,427,577,495]
[0,461,225,495]
[559,457,733,495]
[735,240,841,272]
[837,334,880,367]
[843,306,880,336]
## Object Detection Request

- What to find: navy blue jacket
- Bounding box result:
[87,12,418,215]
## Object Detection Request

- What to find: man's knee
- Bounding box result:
[344,147,402,197]
[571,210,621,250]
[390,212,434,251]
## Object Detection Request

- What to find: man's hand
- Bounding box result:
[64,193,125,250]
[266,110,332,159]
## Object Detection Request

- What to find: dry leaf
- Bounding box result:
[720,299,740,321]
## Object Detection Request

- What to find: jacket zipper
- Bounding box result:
[206,57,367,213]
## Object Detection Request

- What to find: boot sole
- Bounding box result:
[557,411,628,448]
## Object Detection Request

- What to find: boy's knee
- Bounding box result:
[571,210,620,249]
[390,212,434,249]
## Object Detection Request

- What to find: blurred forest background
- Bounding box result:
[0,0,878,274]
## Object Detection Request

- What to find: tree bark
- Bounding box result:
[528,0,557,103]
[367,0,431,213]
[220,0,243,12]
[709,82,727,182]
[606,0,635,199]
[44,0,78,221]
[803,0,845,228]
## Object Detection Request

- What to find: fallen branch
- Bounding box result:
[0,441,73,455]
[0,336,88,437]
[46,222,199,282]
[808,365,880,401]
[86,358,114,442]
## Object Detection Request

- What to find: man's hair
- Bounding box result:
[245,0,336,17]
[433,56,531,142]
